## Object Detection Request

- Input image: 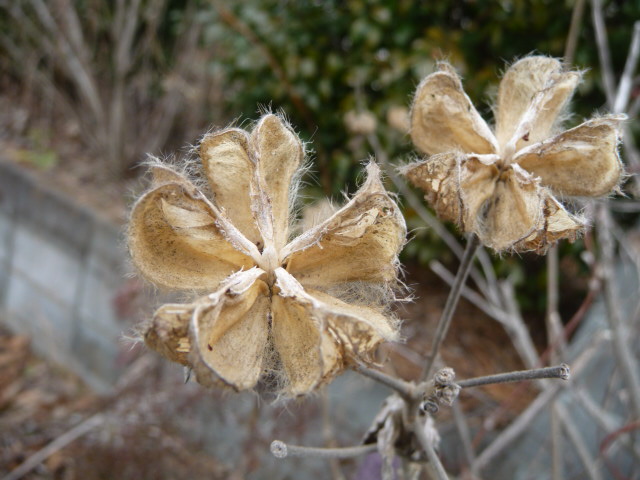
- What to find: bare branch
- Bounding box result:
[451,401,477,475]
[557,404,603,480]
[29,0,105,126]
[458,365,570,389]
[270,441,376,460]
[591,0,617,107]
[473,331,605,471]
[596,206,640,419]
[613,21,640,113]
[2,414,104,480]
[355,364,415,400]
[413,417,449,480]
[564,0,587,64]
[422,235,480,380]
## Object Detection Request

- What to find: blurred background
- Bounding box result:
[0,0,639,479]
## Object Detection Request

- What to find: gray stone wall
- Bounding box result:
[0,161,127,392]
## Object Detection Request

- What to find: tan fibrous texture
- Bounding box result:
[403,56,625,253]
[128,113,407,397]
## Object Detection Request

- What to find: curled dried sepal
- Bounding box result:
[404,56,625,254]
[130,114,406,397]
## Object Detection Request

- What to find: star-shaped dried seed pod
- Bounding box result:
[128,114,406,397]
[402,57,625,253]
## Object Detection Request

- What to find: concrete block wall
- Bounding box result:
[0,161,127,392]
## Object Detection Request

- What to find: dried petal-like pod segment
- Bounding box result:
[272,268,341,395]
[200,129,262,245]
[250,114,303,250]
[515,116,625,197]
[475,167,543,251]
[144,302,194,365]
[283,163,406,288]
[411,64,497,156]
[128,181,258,290]
[495,56,581,150]
[458,157,500,233]
[189,268,270,391]
[516,194,583,254]
[272,268,398,396]
[401,153,463,225]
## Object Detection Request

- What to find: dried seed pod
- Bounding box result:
[403,57,625,253]
[128,113,406,397]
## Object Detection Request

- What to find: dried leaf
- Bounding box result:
[515,116,624,197]
[411,64,497,156]
[200,129,262,245]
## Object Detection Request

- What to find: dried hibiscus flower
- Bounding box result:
[402,56,624,253]
[128,114,406,396]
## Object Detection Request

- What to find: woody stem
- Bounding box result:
[421,235,480,381]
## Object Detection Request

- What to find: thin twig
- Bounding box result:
[2,414,104,480]
[422,235,480,380]
[320,391,347,480]
[547,245,564,480]
[473,381,565,471]
[355,364,415,400]
[599,420,640,479]
[458,365,570,389]
[564,0,587,64]
[591,0,617,107]
[547,245,566,360]
[452,401,477,475]
[596,206,640,420]
[472,331,605,471]
[270,441,376,459]
[573,389,640,462]
[499,280,542,371]
[413,417,448,480]
[557,404,603,480]
[613,21,640,113]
